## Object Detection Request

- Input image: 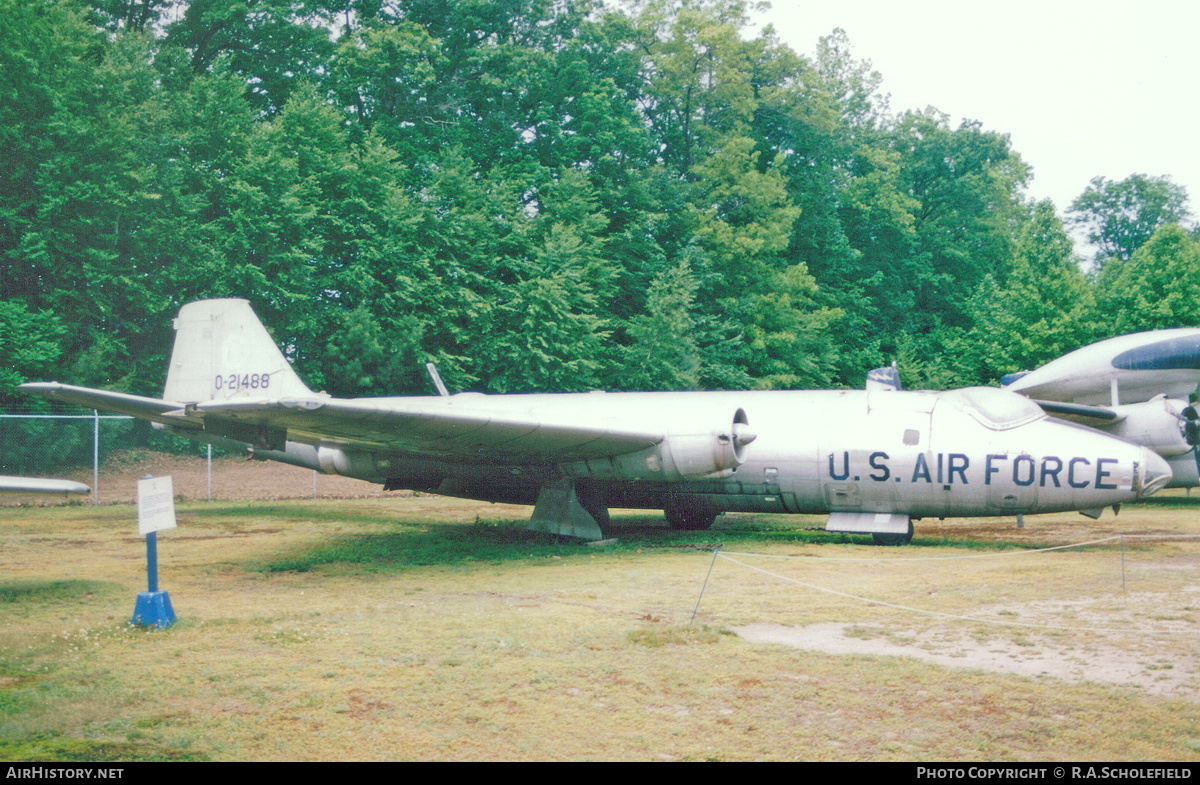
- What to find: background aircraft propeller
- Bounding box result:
[1180,404,1200,446]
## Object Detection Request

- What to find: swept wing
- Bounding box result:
[194,397,664,461]
[21,382,664,464]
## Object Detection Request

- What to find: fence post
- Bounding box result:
[92,409,99,506]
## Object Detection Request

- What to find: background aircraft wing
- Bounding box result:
[1002,328,1200,406]
[0,476,91,494]
[194,397,664,462]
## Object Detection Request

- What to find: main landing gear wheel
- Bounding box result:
[664,504,722,531]
[872,519,914,546]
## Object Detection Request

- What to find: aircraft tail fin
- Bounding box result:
[163,299,313,404]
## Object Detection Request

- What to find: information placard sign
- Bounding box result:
[137,475,177,536]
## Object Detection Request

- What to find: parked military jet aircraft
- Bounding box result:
[21,300,1173,544]
[1002,328,1200,488]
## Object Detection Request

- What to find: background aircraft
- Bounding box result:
[1001,328,1200,488]
[21,300,1172,544]
[0,476,90,495]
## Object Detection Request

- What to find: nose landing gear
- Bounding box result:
[872,518,914,546]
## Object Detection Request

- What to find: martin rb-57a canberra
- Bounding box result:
[22,300,1173,544]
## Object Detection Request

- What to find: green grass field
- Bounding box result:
[2,494,1199,761]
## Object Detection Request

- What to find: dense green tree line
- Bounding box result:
[1,0,1197,408]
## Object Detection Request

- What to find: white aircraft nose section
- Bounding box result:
[1139,447,1173,498]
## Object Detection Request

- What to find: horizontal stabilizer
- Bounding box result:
[19,383,191,426]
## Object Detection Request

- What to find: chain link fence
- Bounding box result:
[0,411,386,505]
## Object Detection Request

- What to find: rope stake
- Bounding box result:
[690,546,721,626]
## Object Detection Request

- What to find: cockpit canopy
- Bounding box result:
[939,387,1046,431]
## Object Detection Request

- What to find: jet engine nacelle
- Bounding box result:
[316,446,389,481]
[563,408,756,481]
[1103,397,1198,457]
[660,407,755,477]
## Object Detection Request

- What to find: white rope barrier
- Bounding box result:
[720,537,1122,563]
[1116,533,1200,540]
[715,552,1188,635]
[718,532,1200,563]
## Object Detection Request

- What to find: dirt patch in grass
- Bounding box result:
[725,506,1200,703]
[734,618,1200,700]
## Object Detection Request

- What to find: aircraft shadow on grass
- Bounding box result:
[249,513,1045,574]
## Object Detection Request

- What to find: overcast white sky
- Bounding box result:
[751,0,1200,220]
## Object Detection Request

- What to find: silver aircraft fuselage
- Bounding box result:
[244,386,1170,519]
[22,299,1173,542]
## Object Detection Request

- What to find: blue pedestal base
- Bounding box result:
[132,590,176,628]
